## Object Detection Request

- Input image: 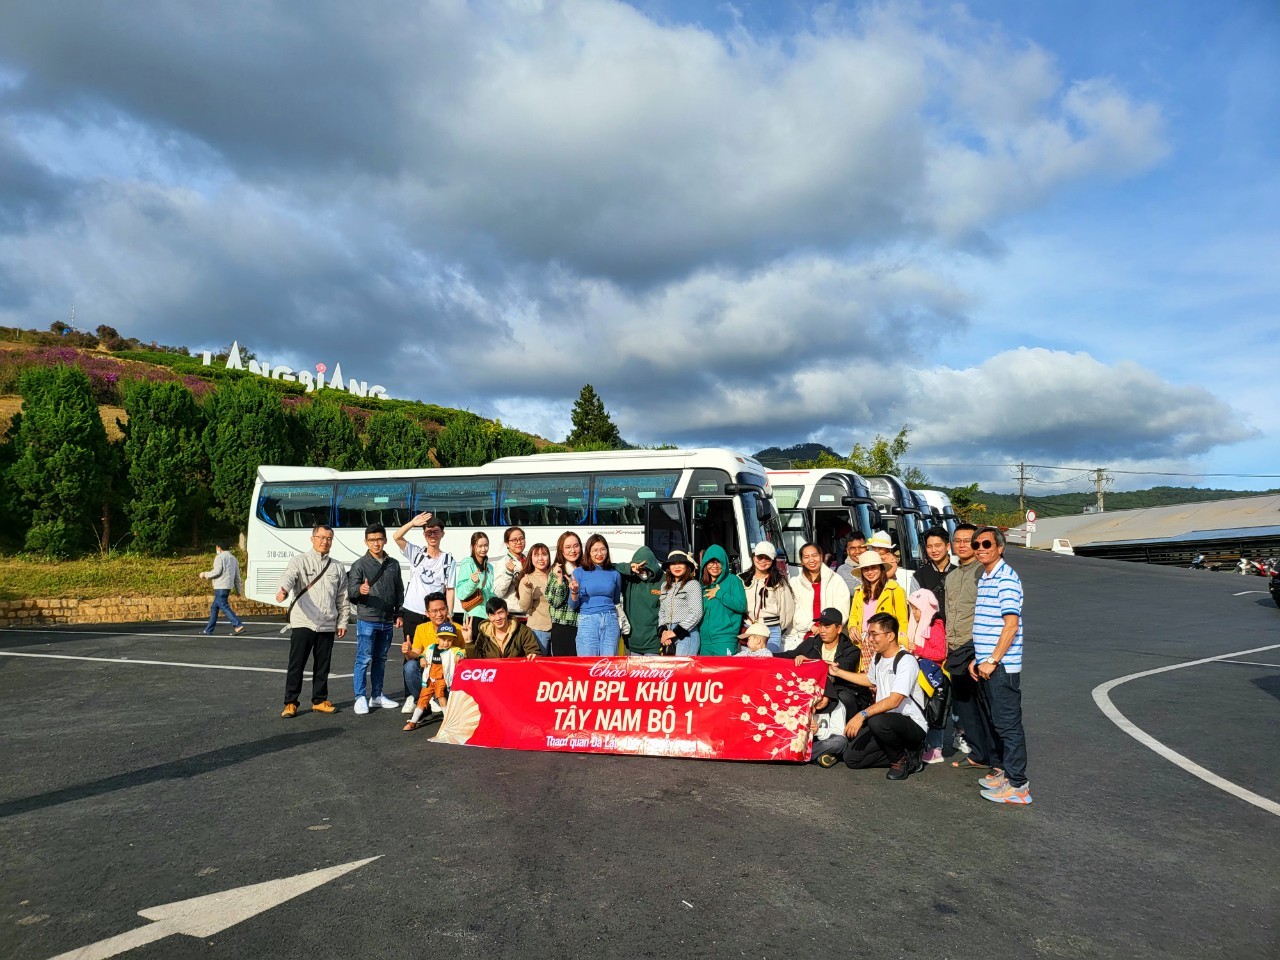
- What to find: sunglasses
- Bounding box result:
[973,539,997,549]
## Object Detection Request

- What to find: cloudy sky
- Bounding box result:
[1,0,1276,492]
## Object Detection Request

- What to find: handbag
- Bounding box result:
[460,590,485,612]
[616,602,631,637]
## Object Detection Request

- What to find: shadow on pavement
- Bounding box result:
[1251,674,1280,704]
[0,728,342,820]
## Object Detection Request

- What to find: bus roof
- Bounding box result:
[257,448,769,483]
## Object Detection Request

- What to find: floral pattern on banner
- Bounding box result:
[738,672,825,759]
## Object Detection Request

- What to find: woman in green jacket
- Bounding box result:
[698,544,748,656]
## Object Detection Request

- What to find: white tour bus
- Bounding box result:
[245,448,784,608]
[766,468,879,566]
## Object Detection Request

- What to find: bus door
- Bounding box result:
[644,500,689,563]
[779,508,810,566]
[812,507,856,567]
[691,496,740,572]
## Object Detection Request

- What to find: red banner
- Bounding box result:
[431,656,830,762]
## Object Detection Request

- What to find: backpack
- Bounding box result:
[913,654,953,730]
[883,650,952,730]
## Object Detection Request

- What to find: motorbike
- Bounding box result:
[1237,556,1253,575]
[1270,568,1280,609]
[1189,554,1219,571]
[1244,557,1276,576]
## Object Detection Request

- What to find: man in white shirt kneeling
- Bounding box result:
[840,612,928,781]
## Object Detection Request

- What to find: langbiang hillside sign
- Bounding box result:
[201,341,389,399]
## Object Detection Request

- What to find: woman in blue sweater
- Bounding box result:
[570,534,622,657]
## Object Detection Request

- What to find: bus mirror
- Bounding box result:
[756,500,770,522]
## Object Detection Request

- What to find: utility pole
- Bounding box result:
[1013,461,1034,516]
[1093,467,1112,513]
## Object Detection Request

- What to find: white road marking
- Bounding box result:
[0,651,352,679]
[1216,659,1280,668]
[0,628,357,644]
[1232,590,1267,596]
[1092,643,1280,817]
[46,856,379,960]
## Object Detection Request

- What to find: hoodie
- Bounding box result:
[698,545,749,656]
[906,588,947,663]
[621,546,664,655]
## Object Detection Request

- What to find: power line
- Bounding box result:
[908,462,1280,479]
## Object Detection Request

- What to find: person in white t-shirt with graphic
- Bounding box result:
[838,611,928,781]
[392,511,457,644]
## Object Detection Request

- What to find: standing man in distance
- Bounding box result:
[970,526,1032,805]
[277,524,350,717]
[393,511,457,644]
[199,541,246,636]
[347,523,404,716]
[493,526,528,620]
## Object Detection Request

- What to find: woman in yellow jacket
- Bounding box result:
[848,550,908,670]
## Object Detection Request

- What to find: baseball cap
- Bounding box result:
[750,541,777,558]
[815,607,845,626]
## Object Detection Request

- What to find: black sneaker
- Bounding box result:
[886,757,912,781]
[909,750,926,775]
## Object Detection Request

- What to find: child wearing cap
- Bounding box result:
[810,683,849,767]
[735,621,774,657]
[403,622,465,731]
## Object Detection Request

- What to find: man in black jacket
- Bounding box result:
[778,607,865,713]
[348,523,404,716]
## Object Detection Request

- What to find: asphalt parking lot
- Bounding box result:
[2,550,1278,960]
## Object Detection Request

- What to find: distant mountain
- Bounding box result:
[753,443,838,466]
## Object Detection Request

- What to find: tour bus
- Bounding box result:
[766,469,881,566]
[864,475,926,571]
[914,489,959,538]
[244,448,784,608]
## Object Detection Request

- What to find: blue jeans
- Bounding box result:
[674,629,699,657]
[576,610,620,657]
[531,628,552,654]
[983,666,1028,786]
[765,625,782,654]
[354,620,395,701]
[205,590,243,631]
[403,658,423,700]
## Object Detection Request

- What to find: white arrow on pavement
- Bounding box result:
[47,856,381,960]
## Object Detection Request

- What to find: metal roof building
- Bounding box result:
[1006,495,1280,567]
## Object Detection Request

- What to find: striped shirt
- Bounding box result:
[973,559,1024,672]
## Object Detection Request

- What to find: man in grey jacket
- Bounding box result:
[347,523,404,716]
[199,542,245,635]
[277,524,350,717]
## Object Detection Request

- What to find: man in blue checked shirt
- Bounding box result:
[968,526,1032,805]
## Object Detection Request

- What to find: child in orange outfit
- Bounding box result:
[403,622,465,731]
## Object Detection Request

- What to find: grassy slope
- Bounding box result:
[0,552,226,602]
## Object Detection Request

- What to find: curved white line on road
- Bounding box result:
[1092,643,1280,817]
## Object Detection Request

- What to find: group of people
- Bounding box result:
[269,511,1031,806]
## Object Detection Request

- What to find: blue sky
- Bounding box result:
[0,1,1276,493]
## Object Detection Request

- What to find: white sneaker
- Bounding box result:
[429,699,443,715]
[401,696,416,714]
[354,696,369,715]
[953,733,972,755]
[373,695,399,710]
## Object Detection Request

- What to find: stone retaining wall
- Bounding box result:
[0,596,282,628]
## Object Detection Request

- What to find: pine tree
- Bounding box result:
[299,400,363,470]
[363,411,434,470]
[9,366,111,556]
[434,416,490,468]
[123,381,209,554]
[202,379,301,531]
[564,384,624,449]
